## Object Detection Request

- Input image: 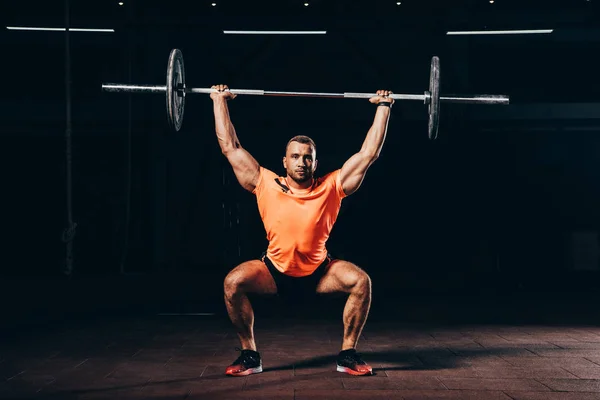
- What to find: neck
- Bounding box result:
[286,176,313,190]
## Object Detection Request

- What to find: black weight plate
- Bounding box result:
[428,56,440,140]
[166,49,186,132]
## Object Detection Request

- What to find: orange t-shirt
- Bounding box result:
[252,167,348,277]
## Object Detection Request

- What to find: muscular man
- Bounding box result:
[211,84,394,376]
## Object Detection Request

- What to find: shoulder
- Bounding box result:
[252,167,282,195]
[317,169,342,186]
[316,169,347,199]
[259,166,279,180]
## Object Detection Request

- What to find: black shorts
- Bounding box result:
[261,252,333,299]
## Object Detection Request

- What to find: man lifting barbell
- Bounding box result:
[100,48,510,377]
[212,83,395,377]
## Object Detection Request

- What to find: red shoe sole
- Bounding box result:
[225,366,263,376]
[337,365,373,376]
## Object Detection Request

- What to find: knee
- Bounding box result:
[353,271,371,295]
[223,271,244,298]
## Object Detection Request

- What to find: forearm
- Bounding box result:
[213,98,241,153]
[360,106,391,159]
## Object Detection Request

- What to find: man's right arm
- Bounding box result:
[212,86,260,193]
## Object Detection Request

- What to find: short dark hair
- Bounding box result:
[285,135,316,154]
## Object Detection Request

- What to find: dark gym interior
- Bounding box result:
[2,0,600,398]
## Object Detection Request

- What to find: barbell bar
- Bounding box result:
[101,49,510,139]
[102,84,509,104]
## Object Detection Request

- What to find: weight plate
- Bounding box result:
[166,49,186,132]
[428,56,440,140]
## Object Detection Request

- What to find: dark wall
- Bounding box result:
[2,1,600,321]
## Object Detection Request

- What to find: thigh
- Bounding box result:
[224,260,278,295]
[315,259,370,295]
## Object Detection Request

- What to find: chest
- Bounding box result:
[262,187,333,226]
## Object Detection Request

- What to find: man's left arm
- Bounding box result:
[339,90,394,196]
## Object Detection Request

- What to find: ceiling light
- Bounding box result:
[304,2,309,6]
[396,1,401,4]
[211,2,216,6]
[118,2,123,5]
[223,30,326,35]
[489,0,494,3]
[6,26,115,32]
[447,29,554,35]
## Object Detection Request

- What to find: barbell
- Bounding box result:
[101,48,510,139]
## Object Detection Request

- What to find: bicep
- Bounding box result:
[225,148,261,192]
[339,151,375,196]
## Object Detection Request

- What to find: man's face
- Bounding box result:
[283,141,317,184]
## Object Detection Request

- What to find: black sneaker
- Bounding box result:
[225,348,263,376]
[336,349,373,376]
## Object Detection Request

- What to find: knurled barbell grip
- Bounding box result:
[101,84,167,93]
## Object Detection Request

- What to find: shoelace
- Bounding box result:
[232,347,259,366]
[339,351,366,366]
